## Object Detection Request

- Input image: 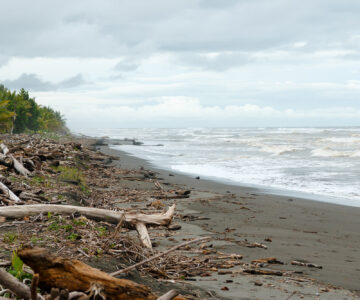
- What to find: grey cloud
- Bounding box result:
[114,61,140,72]
[2,74,55,91]
[2,73,86,91]
[1,0,360,61]
[59,74,86,88]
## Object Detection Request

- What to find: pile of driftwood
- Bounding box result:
[0,135,199,299]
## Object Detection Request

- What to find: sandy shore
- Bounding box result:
[98,141,360,299]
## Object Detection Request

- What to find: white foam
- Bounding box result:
[311,148,360,158]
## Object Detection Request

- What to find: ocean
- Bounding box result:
[79,127,360,207]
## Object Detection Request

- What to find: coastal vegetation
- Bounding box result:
[0,84,67,134]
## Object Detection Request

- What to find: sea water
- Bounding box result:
[79,127,360,207]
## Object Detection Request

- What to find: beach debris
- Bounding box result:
[242,268,283,276]
[0,143,31,177]
[0,204,176,249]
[110,236,211,277]
[291,260,323,269]
[0,176,21,204]
[251,257,284,265]
[156,290,179,300]
[237,241,268,249]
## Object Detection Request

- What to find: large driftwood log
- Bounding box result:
[18,248,156,300]
[0,204,175,248]
[0,268,43,300]
[17,248,186,300]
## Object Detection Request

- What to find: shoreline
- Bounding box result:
[103,142,358,209]
[99,142,360,296]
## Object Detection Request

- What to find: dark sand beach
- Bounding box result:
[99,141,360,299]
[0,135,359,300]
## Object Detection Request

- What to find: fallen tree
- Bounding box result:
[0,204,175,248]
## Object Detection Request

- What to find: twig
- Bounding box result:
[110,236,211,276]
[104,215,125,252]
[285,291,297,300]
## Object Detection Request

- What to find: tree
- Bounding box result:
[0,85,67,134]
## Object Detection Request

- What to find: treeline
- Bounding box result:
[0,85,67,134]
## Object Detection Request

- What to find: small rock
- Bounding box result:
[254,281,263,286]
[195,176,200,180]
[168,224,182,231]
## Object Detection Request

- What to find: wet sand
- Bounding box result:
[99,143,360,299]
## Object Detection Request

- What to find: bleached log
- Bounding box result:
[0,144,9,155]
[135,222,152,249]
[0,151,31,177]
[0,204,175,226]
[157,290,179,300]
[0,268,43,300]
[0,204,175,248]
[0,181,21,203]
[10,154,31,177]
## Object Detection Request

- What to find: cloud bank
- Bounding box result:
[0,0,360,129]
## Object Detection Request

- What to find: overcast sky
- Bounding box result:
[1,0,360,130]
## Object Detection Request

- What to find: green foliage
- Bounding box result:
[72,219,86,226]
[8,251,32,281]
[0,84,67,133]
[56,166,90,195]
[3,232,17,244]
[48,221,60,231]
[67,233,79,240]
[96,226,108,237]
[11,251,23,278]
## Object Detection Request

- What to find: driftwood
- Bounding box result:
[18,248,156,300]
[0,181,21,203]
[0,143,31,177]
[0,268,43,300]
[251,257,284,264]
[157,290,179,300]
[243,268,283,276]
[0,204,175,248]
[111,236,211,276]
[135,222,152,249]
[17,248,186,300]
[291,260,322,269]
